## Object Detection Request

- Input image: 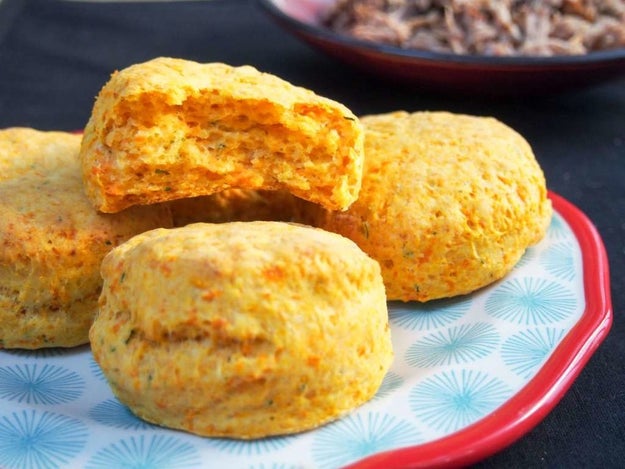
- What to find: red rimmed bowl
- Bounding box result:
[258,0,625,94]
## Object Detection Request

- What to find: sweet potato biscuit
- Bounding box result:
[90,221,392,438]
[313,111,553,302]
[80,57,364,213]
[0,127,81,180]
[0,130,172,349]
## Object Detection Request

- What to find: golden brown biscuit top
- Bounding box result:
[101,221,379,343]
[0,130,172,309]
[313,110,553,302]
[358,111,551,241]
[1,162,160,253]
[96,57,357,119]
[0,127,82,181]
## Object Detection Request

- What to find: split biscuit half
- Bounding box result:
[80,57,364,213]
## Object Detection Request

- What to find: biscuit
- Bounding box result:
[312,111,552,302]
[0,129,172,349]
[90,221,392,438]
[80,57,364,213]
[0,127,81,180]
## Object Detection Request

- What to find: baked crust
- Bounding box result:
[80,57,364,213]
[0,127,81,181]
[313,111,553,302]
[0,128,172,348]
[90,221,392,438]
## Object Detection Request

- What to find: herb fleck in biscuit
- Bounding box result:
[0,128,172,349]
[90,221,392,438]
[313,111,552,302]
[80,57,364,213]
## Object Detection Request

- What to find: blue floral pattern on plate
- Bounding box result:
[0,364,84,405]
[206,434,295,457]
[484,277,577,325]
[540,241,577,281]
[85,434,200,469]
[373,371,404,400]
[311,412,421,468]
[409,369,513,434]
[501,328,567,378]
[389,296,471,331]
[0,410,88,469]
[88,398,154,431]
[0,211,586,468]
[405,322,500,367]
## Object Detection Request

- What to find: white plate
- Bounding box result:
[0,193,611,468]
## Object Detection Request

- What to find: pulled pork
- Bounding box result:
[323,0,625,55]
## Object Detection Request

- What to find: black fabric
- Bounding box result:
[1,0,623,466]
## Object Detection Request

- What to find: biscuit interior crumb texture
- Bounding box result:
[90,221,393,438]
[0,128,173,349]
[314,111,553,302]
[80,57,364,213]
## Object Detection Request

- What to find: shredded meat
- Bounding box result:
[323,0,625,56]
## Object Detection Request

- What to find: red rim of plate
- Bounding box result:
[345,191,613,469]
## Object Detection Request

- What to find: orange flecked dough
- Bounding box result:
[0,128,172,349]
[80,57,364,213]
[90,221,392,438]
[0,127,81,180]
[312,111,553,302]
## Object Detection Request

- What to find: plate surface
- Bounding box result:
[258,0,625,94]
[0,193,611,469]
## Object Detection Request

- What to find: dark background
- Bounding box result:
[0,0,623,467]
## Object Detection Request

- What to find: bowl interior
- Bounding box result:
[260,0,625,94]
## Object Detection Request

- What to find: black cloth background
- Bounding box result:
[0,0,623,467]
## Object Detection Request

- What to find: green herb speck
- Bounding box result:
[124,330,136,344]
[402,245,415,259]
[361,221,370,239]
